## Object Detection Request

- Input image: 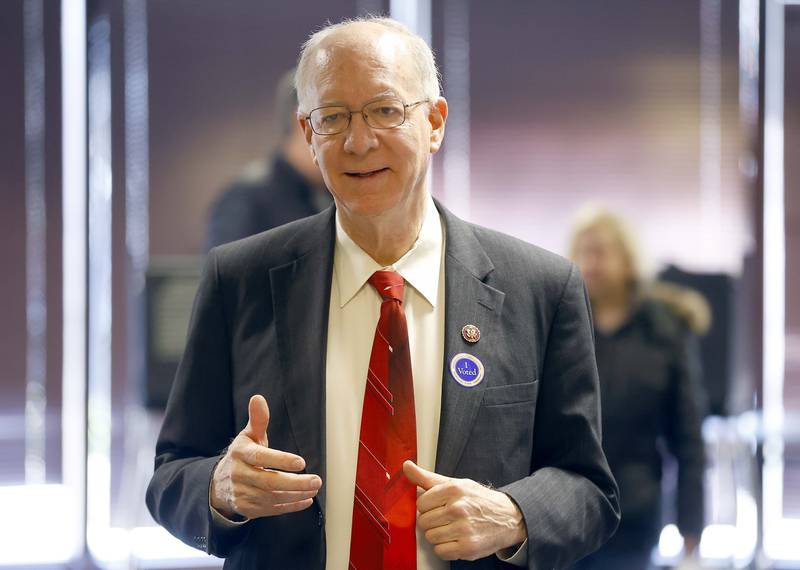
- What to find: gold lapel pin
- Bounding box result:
[461,324,481,343]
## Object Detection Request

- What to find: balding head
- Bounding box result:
[292,16,448,252]
[294,17,440,113]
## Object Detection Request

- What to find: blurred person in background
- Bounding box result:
[205,68,330,250]
[568,207,708,570]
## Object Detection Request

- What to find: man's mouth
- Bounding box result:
[345,168,389,178]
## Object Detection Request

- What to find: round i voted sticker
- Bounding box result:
[449,353,485,388]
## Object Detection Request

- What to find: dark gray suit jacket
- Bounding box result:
[146,201,620,569]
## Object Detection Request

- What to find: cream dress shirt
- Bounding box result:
[325,194,447,570]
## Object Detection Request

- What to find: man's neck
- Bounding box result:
[338,197,427,266]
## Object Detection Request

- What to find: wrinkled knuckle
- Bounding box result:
[442,481,458,494]
[246,448,261,466]
[448,502,467,519]
[464,536,482,560]
[230,436,248,453]
[234,449,254,466]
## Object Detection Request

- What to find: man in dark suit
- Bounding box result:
[147,16,619,569]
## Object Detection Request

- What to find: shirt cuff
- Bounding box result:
[209,503,250,527]
[496,539,528,566]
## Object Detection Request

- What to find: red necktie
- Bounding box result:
[349,271,417,570]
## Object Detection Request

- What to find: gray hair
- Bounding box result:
[294,16,441,112]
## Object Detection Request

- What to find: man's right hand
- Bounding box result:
[210,394,322,520]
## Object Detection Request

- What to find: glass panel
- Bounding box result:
[0,0,28,489]
[0,0,83,565]
[781,0,800,544]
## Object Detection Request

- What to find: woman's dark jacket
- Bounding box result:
[594,295,706,539]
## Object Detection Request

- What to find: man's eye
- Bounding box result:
[376,106,400,116]
[321,112,343,123]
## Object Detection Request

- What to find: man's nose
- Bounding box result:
[343,113,379,155]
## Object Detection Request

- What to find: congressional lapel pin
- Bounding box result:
[449,353,485,388]
[461,324,481,343]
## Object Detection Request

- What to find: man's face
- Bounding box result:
[299,33,446,222]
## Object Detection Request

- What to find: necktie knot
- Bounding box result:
[368,271,405,303]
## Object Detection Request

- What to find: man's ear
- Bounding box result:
[428,97,448,154]
[298,114,313,145]
[297,114,318,164]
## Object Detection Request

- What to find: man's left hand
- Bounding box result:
[403,460,527,561]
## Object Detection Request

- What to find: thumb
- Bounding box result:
[403,460,449,491]
[243,394,270,446]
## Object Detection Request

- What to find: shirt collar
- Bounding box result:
[334,194,443,309]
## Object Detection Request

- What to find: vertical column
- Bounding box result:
[61,0,88,561]
[119,0,150,534]
[24,0,47,486]
[699,0,722,261]
[762,0,786,560]
[391,0,430,44]
[86,6,113,547]
[124,0,149,304]
[123,0,149,407]
[390,0,434,194]
[442,0,470,219]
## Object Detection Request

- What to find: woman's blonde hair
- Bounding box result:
[568,206,712,333]
[567,205,649,285]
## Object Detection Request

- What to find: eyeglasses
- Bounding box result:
[305,98,428,136]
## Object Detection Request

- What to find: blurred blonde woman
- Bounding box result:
[568,207,708,570]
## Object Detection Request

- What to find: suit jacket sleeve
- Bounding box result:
[500,263,620,569]
[145,249,250,556]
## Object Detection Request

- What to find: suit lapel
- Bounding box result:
[434,203,506,477]
[270,209,336,510]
